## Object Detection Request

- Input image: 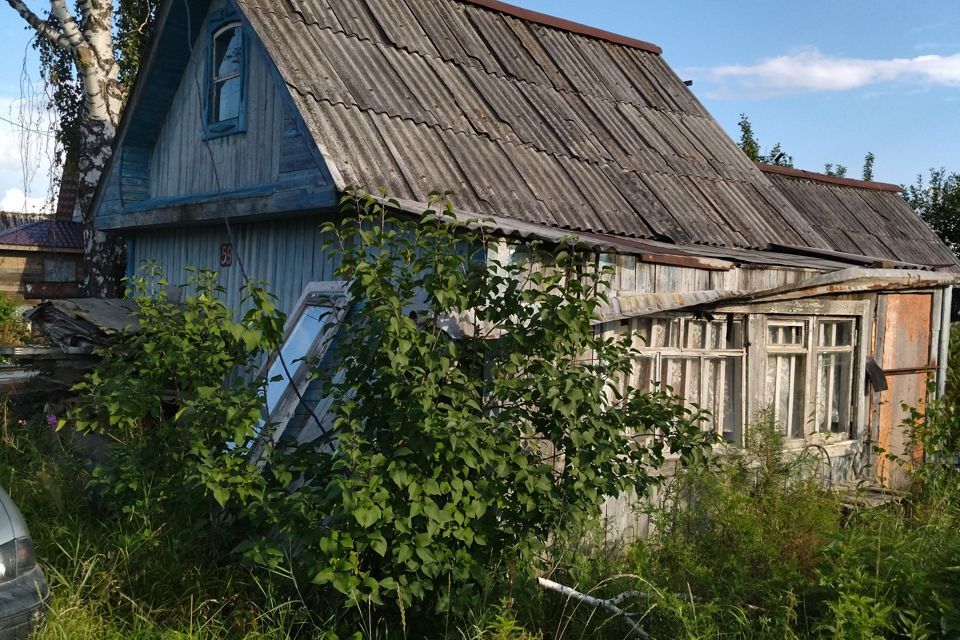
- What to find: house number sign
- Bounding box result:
[220,243,234,267]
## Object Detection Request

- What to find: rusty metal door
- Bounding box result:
[874,294,934,487]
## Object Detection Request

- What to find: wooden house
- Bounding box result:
[91,0,958,515]
[0,219,84,301]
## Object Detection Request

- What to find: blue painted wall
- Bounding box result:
[94,0,335,226]
[128,214,342,317]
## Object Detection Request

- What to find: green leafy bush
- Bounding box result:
[66,266,285,555]
[0,291,28,345]
[248,192,715,616]
[627,418,841,637]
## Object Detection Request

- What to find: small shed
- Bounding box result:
[90,0,958,505]
[0,219,85,300]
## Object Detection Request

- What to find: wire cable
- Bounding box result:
[181,0,326,440]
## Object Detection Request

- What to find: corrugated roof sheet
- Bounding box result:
[760,168,959,269]
[236,0,955,268]
[0,220,83,250]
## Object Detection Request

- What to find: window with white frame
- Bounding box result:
[631,315,746,444]
[251,283,349,455]
[764,317,857,439]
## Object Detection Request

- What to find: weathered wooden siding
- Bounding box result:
[0,251,85,301]
[149,0,308,198]
[598,252,810,295]
[128,215,340,316]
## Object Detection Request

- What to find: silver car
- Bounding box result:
[0,487,47,640]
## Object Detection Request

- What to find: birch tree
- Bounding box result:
[7,0,154,296]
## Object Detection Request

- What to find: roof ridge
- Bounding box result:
[454,0,662,55]
[270,6,683,120]
[757,162,902,193]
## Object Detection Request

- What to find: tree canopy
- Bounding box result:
[6,0,156,295]
[737,114,794,167]
[904,169,960,257]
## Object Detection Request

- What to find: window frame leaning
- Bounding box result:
[249,281,350,460]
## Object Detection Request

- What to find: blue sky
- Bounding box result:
[0,1,957,211]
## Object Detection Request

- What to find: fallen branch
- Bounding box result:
[537,577,651,639]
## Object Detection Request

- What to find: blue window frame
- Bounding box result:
[204,17,246,138]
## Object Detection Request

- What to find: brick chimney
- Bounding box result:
[54,168,79,222]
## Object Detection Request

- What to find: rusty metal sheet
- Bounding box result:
[876,372,927,488]
[881,294,933,371]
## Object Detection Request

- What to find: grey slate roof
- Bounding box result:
[759,165,959,269]
[0,220,83,250]
[236,0,954,268]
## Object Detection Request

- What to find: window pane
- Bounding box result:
[765,353,806,438]
[817,351,853,434]
[703,357,742,444]
[632,355,656,391]
[685,320,707,350]
[819,320,853,348]
[636,317,679,348]
[214,27,242,78]
[214,77,241,122]
[769,322,804,346]
[264,305,335,418]
[661,357,701,405]
[715,318,744,350]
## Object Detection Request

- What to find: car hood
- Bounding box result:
[0,486,29,542]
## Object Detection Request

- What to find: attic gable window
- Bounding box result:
[206,21,245,138]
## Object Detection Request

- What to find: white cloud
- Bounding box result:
[0,96,58,210]
[705,49,960,98]
[0,188,49,213]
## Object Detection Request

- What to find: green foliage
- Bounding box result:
[32,1,156,167]
[862,152,876,182]
[904,169,960,257]
[737,113,793,166]
[632,417,841,637]
[114,1,158,95]
[249,191,715,615]
[940,324,960,409]
[0,292,28,345]
[66,266,285,550]
[824,163,848,178]
[738,113,762,162]
[815,484,960,638]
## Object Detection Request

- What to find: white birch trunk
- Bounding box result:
[6,0,126,297]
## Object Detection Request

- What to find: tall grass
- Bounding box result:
[4,398,960,638]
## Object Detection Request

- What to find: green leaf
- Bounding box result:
[210,487,229,508]
[352,505,382,528]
